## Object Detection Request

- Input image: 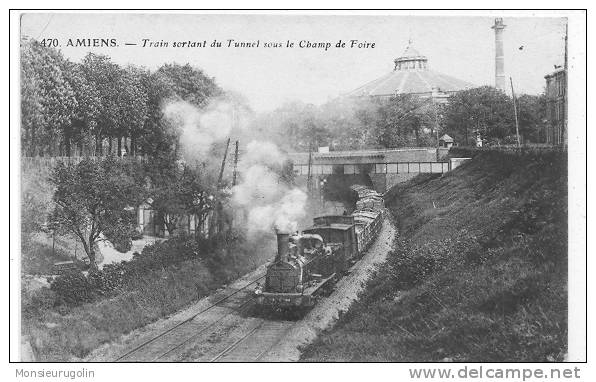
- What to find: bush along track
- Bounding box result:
[21,230,273,361]
[301,150,567,362]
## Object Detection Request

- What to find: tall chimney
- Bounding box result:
[276,231,290,262]
[492,18,507,92]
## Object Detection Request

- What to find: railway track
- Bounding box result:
[109,214,392,362]
[115,274,266,362]
[209,319,295,362]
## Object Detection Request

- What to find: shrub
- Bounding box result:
[87,264,125,296]
[21,287,58,318]
[50,270,95,306]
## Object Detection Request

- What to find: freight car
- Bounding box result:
[254,185,384,309]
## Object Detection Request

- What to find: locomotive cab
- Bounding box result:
[302,215,359,273]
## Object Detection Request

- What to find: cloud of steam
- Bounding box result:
[163,99,241,162]
[239,141,285,170]
[162,97,306,235]
[232,140,307,235]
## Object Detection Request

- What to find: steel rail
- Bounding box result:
[209,321,265,362]
[153,297,257,361]
[115,274,265,361]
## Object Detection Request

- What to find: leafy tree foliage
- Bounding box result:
[258,87,547,151]
[136,71,178,157]
[21,39,222,159]
[78,53,123,154]
[115,65,148,156]
[260,95,439,151]
[442,86,516,145]
[156,63,222,107]
[517,94,548,143]
[374,94,438,147]
[48,157,144,269]
[144,157,216,236]
[21,38,77,156]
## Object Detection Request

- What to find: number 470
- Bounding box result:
[40,38,59,47]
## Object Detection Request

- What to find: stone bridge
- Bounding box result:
[288,148,469,193]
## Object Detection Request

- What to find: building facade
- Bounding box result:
[544,68,567,145]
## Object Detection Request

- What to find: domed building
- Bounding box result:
[347,41,474,102]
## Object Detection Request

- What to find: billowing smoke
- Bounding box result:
[162,97,307,236]
[163,98,250,162]
[232,140,307,235]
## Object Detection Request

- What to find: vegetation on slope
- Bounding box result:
[21,231,273,361]
[301,150,568,362]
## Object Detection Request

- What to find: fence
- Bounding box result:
[21,155,149,172]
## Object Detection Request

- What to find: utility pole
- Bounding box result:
[510,77,521,149]
[563,22,568,146]
[218,137,231,187]
[306,143,313,195]
[232,140,239,186]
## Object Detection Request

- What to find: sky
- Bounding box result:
[21,12,567,112]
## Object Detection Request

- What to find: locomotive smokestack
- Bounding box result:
[492,18,507,92]
[276,231,290,262]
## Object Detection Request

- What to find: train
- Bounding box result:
[254,185,385,309]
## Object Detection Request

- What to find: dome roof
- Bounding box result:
[400,42,424,59]
[347,41,474,98]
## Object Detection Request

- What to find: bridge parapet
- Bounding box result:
[290,148,472,193]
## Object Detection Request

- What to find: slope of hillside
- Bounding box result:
[301,150,568,362]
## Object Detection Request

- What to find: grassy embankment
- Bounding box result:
[22,233,274,361]
[301,150,568,362]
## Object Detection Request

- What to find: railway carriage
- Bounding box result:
[254,185,384,309]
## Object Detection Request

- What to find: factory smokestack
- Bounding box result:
[492,18,507,92]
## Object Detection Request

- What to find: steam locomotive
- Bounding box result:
[254,185,384,309]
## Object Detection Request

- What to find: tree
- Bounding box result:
[156,63,222,107]
[114,66,148,156]
[61,60,99,156]
[374,94,435,148]
[78,53,122,155]
[49,157,143,269]
[137,71,178,157]
[517,94,548,143]
[442,86,515,146]
[145,158,215,237]
[21,38,77,156]
[318,97,380,150]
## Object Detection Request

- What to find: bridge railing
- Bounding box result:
[293,161,451,176]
